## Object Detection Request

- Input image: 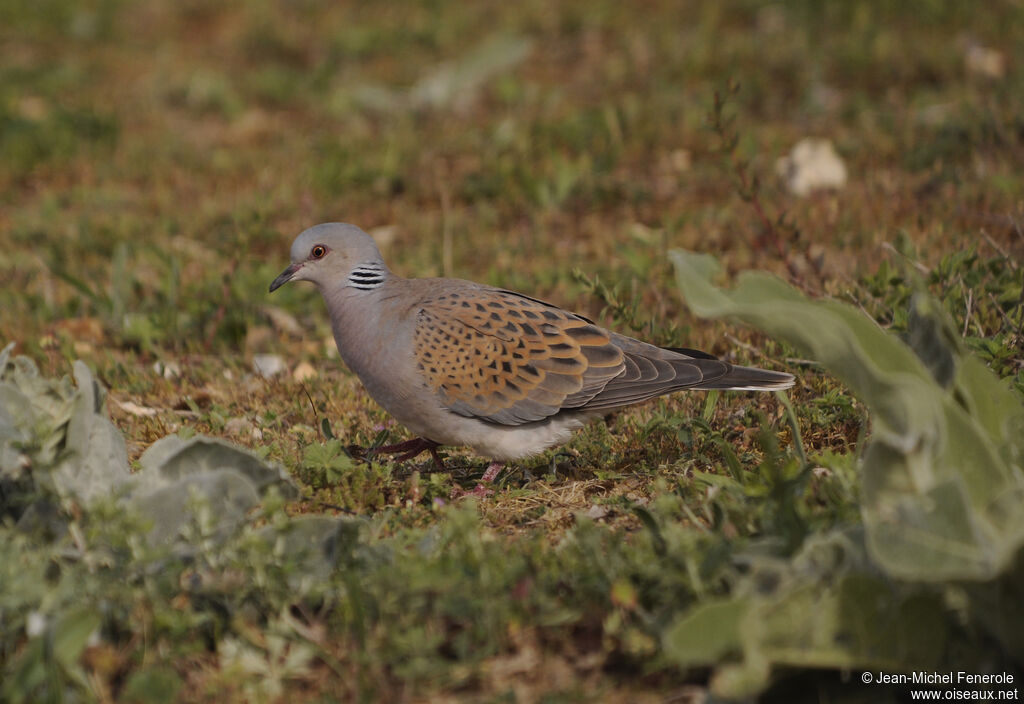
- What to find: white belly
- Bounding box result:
[392,402,594,461]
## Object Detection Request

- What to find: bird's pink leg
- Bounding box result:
[369,437,446,470]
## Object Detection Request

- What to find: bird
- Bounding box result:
[270,223,794,490]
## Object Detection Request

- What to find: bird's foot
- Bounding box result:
[451,483,494,499]
[369,437,446,470]
[450,462,506,499]
[480,461,505,483]
[449,463,507,499]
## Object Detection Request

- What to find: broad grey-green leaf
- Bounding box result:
[963,557,1024,663]
[662,597,749,667]
[0,341,13,371]
[49,361,131,503]
[664,531,948,699]
[0,381,26,444]
[904,294,958,388]
[0,382,31,475]
[138,435,296,498]
[13,500,66,539]
[708,572,946,699]
[132,469,262,544]
[955,356,1024,461]
[0,355,77,469]
[671,250,1024,581]
[742,574,945,671]
[258,515,362,586]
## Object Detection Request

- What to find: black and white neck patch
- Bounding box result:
[347,262,386,290]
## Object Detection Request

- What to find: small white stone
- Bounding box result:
[669,149,691,172]
[323,336,338,359]
[965,44,1006,79]
[153,360,181,379]
[292,361,317,382]
[114,399,159,417]
[585,504,609,520]
[253,354,287,378]
[26,611,46,637]
[776,138,847,197]
[225,417,254,436]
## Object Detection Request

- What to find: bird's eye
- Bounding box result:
[310,245,327,259]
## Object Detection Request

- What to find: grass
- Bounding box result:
[1,0,1022,701]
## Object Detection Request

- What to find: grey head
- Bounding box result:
[268,223,389,293]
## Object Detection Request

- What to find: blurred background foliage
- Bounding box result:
[1,0,1021,355]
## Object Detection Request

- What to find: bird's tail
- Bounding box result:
[663,346,795,391]
[693,364,795,391]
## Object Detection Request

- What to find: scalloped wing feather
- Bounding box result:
[412,287,794,427]
[413,289,625,424]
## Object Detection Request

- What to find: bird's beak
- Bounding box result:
[269,262,302,293]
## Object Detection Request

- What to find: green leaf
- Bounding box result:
[904,294,959,387]
[321,416,335,440]
[632,505,666,555]
[137,435,297,498]
[663,532,949,699]
[662,597,749,667]
[0,342,13,371]
[50,361,131,503]
[256,515,364,584]
[671,250,1024,581]
[0,354,77,470]
[742,574,945,672]
[120,666,182,704]
[132,469,262,544]
[51,606,100,668]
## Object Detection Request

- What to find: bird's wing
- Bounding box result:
[413,288,625,425]
[576,334,732,411]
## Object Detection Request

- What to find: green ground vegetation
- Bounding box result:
[1,1,1023,701]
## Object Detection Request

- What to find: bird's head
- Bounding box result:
[269,223,388,293]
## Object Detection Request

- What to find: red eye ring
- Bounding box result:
[311,245,327,259]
